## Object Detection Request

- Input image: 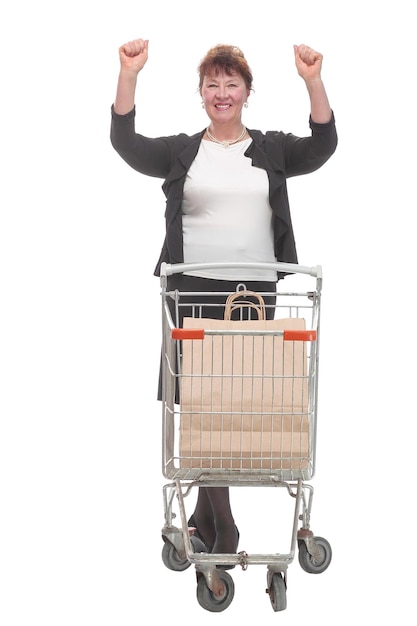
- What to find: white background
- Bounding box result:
[1,0,416,623]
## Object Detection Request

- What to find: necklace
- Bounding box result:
[206,125,247,147]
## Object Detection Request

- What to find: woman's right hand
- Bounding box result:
[119,38,149,74]
[113,38,149,114]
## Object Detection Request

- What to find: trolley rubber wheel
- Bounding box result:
[268,573,287,612]
[196,569,235,612]
[298,536,332,574]
[161,541,190,572]
[161,535,207,572]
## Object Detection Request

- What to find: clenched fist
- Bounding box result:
[119,38,149,74]
[294,44,323,82]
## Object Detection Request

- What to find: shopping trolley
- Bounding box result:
[160,262,331,612]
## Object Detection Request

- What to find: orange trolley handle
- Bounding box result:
[171,328,316,342]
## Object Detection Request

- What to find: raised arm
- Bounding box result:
[113,38,149,115]
[293,44,332,124]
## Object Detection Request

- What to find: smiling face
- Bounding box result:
[201,70,250,128]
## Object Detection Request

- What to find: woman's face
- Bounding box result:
[201,70,249,126]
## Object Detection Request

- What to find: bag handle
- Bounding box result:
[224,290,266,321]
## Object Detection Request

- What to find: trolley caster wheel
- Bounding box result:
[267,573,287,612]
[161,541,190,571]
[196,569,235,612]
[298,536,332,574]
[162,535,207,572]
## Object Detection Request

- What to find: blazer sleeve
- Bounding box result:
[110,105,175,178]
[280,112,338,178]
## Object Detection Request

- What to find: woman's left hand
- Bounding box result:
[293,44,323,81]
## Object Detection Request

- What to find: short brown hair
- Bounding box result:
[198,44,253,92]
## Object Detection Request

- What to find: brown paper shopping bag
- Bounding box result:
[178,291,313,471]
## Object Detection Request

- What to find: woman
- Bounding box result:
[110,38,337,563]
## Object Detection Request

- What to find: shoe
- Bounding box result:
[188,516,240,568]
[215,525,240,570]
[190,534,208,553]
[188,515,210,551]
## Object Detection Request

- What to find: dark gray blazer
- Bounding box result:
[110,106,338,277]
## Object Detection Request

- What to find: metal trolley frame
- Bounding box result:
[159,262,331,613]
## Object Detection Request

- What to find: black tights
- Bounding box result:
[191,486,239,553]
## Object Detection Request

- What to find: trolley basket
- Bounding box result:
[160,262,321,483]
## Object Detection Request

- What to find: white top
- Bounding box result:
[182,138,277,281]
